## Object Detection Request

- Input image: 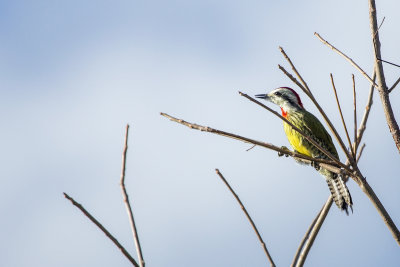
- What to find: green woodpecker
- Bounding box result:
[255,87,353,214]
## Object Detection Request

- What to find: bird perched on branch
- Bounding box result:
[255,87,353,214]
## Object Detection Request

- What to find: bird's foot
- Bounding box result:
[311,156,321,170]
[278,146,290,157]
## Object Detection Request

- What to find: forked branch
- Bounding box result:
[120,125,145,267]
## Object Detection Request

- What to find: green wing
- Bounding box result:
[302,110,339,160]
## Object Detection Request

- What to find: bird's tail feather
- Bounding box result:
[326,174,353,215]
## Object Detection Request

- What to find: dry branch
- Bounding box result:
[63,193,139,267]
[293,197,333,267]
[160,112,351,177]
[120,125,145,267]
[356,143,366,163]
[356,71,375,149]
[388,76,400,93]
[378,58,400,68]
[352,74,358,154]
[330,74,355,160]
[314,32,378,88]
[360,180,400,244]
[369,0,400,152]
[279,47,311,93]
[215,169,275,267]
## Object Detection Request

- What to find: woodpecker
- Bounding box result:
[255,87,353,214]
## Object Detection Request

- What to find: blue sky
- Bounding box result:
[1,0,400,266]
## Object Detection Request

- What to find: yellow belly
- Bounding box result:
[284,122,312,157]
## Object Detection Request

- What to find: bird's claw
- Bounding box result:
[278,146,290,157]
[311,160,320,170]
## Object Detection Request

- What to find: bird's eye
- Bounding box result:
[274,92,282,96]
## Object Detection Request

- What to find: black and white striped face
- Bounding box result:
[255,87,304,112]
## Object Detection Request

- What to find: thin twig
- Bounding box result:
[120,125,145,267]
[291,196,329,267]
[377,58,400,68]
[330,74,355,160]
[314,32,378,88]
[215,169,275,267]
[360,179,400,245]
[278,63,356,166]
[356,71,376,149]
[246,144,256,151]
[160,112,354,178]
[388,76,400,93]
[279,47,311,93]
[63,193,139,267]
[352,74,358,154]
[278,65,308,94]
[373,16,385,39]
[294,197,333,267]
[356,143,366,163]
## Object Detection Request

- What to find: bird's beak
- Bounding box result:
[255,93,269,100]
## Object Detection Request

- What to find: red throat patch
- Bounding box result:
[280,107,287,118]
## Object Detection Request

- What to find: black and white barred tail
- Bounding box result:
[325,172,353,215]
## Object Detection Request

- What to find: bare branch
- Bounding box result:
[120,125,145,267]
[63,193,139,267]
[388,76,400,93]
[360,180,400,244]
[368,0,400,152]
[352,77,359,154]
[291,196,326,266]
[292,196,333,267]
[279,47,311,93]
[278,64,308,94]
[356,143,366,163]
[356,71,375,149]
[314,32,378,88]
[377,58,400,68]
[215,169,275,267]
[373,16,386,39]
[246,144,256,151]
[330,74,355,160]
[160,112,353,177]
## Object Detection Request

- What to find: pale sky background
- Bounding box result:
[1,0,400,266]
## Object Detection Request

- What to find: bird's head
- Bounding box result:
[255,87,304,117]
